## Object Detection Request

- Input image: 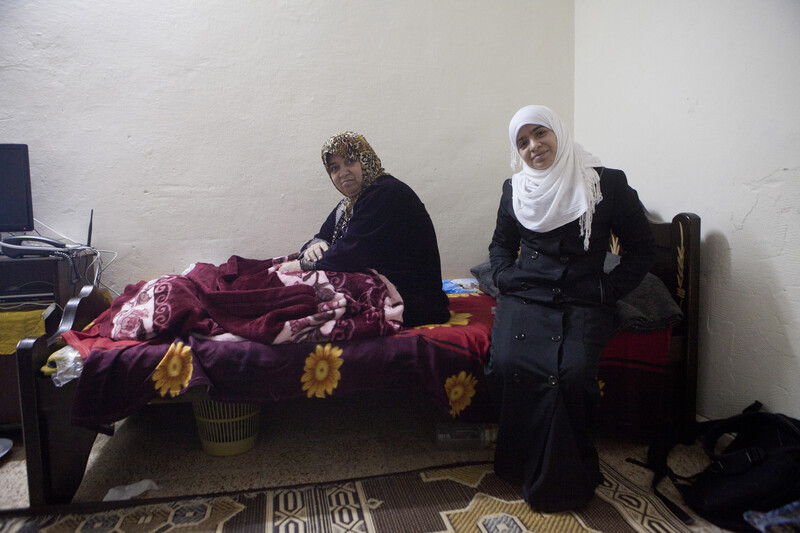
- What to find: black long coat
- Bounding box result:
[485,167,656,511]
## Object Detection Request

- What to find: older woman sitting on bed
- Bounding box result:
[279,131,450,328]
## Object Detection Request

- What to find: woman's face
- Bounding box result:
[516,123,558,170]
[327,154,364,198]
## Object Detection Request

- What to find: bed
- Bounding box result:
[15,212,700,508]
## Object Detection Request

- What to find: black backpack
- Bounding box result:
[630,401,800,532]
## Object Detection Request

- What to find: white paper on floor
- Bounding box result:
[102,479,160,501]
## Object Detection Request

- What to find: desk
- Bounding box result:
[0,251,96,425]
[0,252,96,308]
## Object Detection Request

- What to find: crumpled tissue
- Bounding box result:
[102,479,160,501]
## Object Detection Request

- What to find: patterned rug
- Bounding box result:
[1,460,692,533]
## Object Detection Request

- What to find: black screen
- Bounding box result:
[0,144,34,232]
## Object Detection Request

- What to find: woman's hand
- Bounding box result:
[278,260,302,272]
[303,241,329,261]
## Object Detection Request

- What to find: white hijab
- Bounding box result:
[509,105,603,250]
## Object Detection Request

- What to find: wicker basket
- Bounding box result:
[192,400,261,456]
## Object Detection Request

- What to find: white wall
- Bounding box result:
[1,0,573,287]
[575,1,800,418]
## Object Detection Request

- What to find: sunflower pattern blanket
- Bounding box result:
[63,260,498,427]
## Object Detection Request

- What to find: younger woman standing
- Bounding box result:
[485,105,656,511]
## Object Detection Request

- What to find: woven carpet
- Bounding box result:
[1,459,692,533]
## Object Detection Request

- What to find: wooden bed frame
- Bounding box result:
[15,212,700,509]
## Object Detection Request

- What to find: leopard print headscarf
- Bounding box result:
[320,131,388,242]
[321,131,387,216]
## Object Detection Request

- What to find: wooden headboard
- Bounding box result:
[645,213,701,439]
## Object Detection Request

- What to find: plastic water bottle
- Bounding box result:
[435,423,497,450]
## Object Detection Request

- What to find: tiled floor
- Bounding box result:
[0,393,727,531]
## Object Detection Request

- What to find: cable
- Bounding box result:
[80,246,120,297]
[26,218,122,297]
[29,217,121,294]
[32,218,83,245]
[0,280,55,292]
[0,300,57,312]
[52,250,79,285]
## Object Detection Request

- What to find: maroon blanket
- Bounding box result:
[97,255,403,344]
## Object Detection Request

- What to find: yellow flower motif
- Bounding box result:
[447,312,471,326]
[302,343,344,398]
[152,341,193,398]
[445,371,478,417]
[415,311,472,329]
[598,378,606,397]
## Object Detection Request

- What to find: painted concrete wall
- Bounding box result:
[1,0,573,286]
[575,1,800,418]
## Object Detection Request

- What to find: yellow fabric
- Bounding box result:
[0,309,47,354]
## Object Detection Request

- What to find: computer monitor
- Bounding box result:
[0,144,35,232]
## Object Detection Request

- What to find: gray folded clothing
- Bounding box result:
[603,253,683,333]
[470,261,499,300]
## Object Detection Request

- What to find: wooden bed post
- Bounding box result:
[671,212,701,441]
[16,285,108,507]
